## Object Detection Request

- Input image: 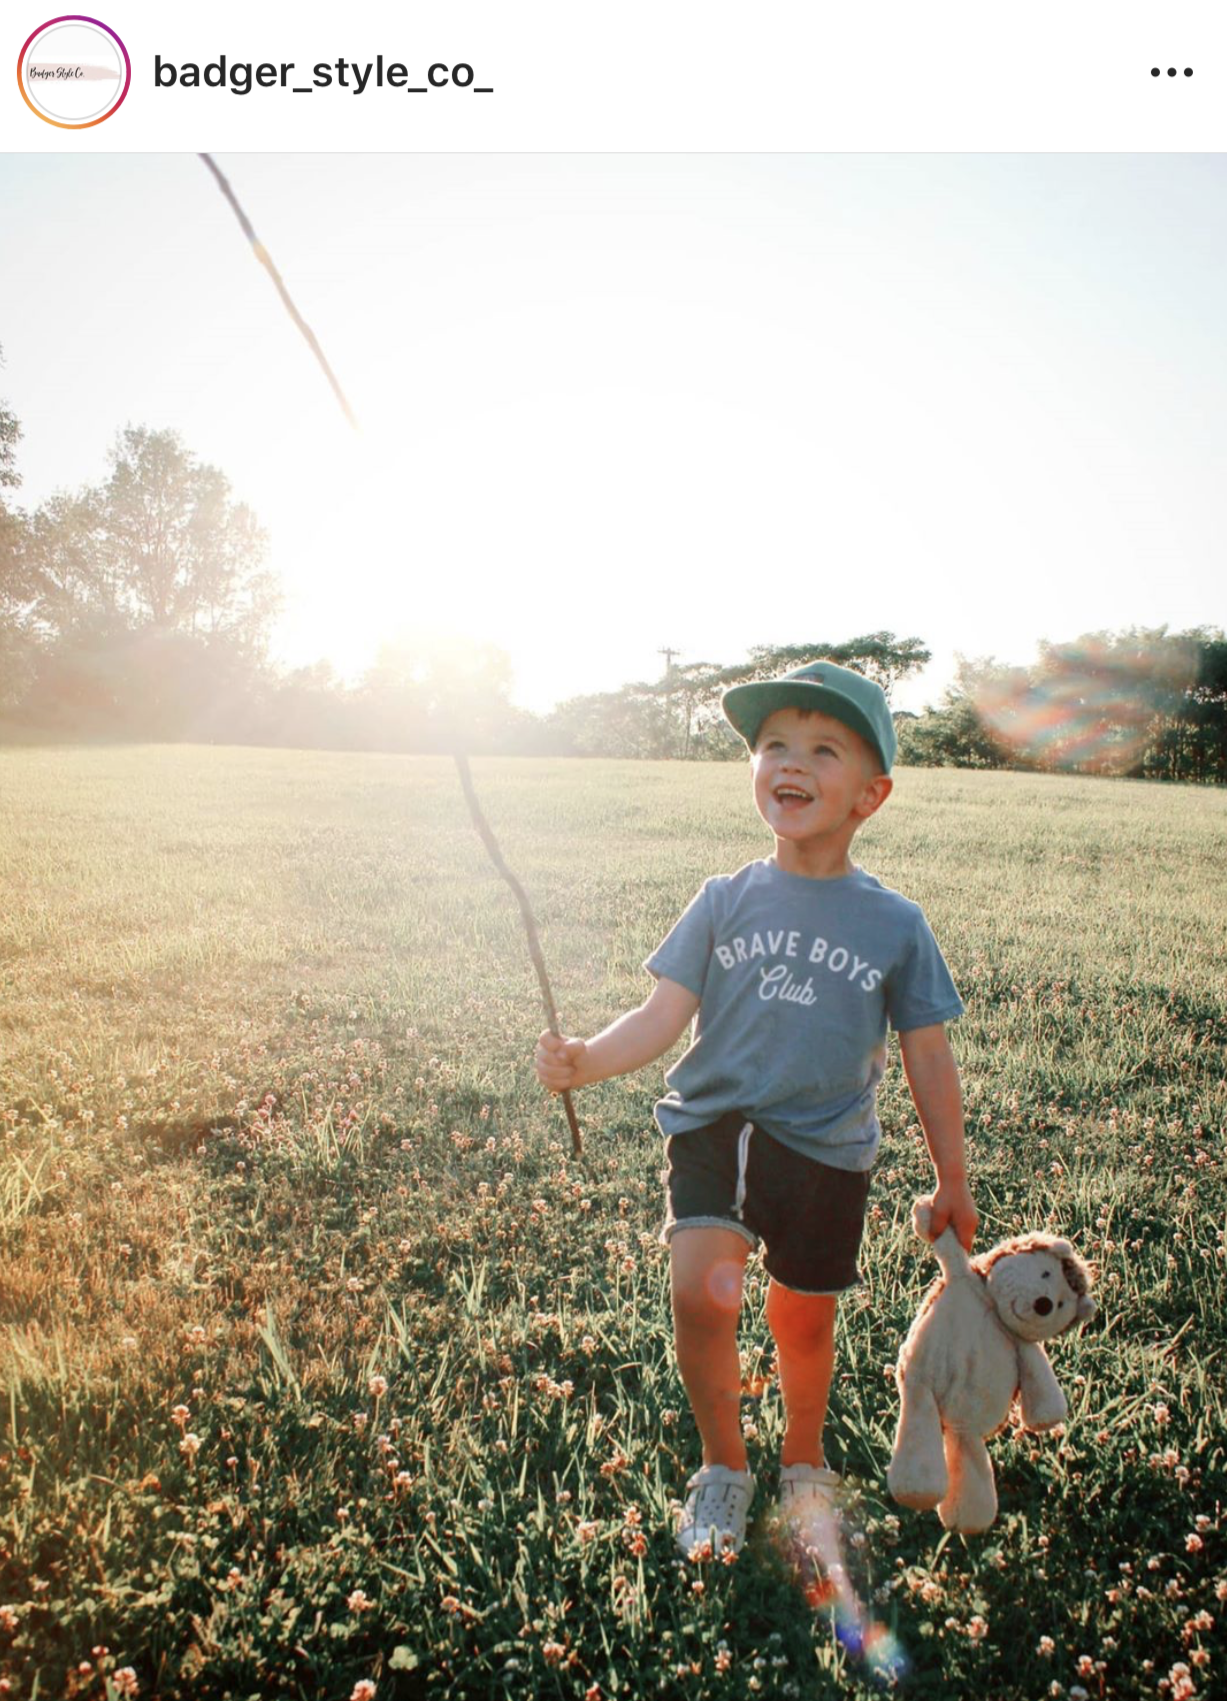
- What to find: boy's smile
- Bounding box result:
[752,707,892,877]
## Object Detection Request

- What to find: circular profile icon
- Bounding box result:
[18,16,130,128]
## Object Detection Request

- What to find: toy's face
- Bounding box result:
[985,1250,1082,1342]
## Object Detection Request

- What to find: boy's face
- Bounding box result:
[751,707,891,862]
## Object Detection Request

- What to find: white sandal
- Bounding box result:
[675,1464,755,1559]
[776,1463,842,1568]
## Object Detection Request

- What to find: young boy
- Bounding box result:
[535,659,977,1560]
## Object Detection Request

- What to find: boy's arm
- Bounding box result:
[898,1022,979,1251]
[535,976,701,1092]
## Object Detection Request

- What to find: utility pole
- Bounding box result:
[658,647,681,758]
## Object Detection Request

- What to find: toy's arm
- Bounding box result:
[912,1200,975,1283]
[931,1225,975,1284]
[1017,1341,1068,1431]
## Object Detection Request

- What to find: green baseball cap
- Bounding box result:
[722,659,897,773]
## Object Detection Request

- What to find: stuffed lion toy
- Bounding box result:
[888,1197,1096,1533]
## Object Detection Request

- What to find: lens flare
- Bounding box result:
[704,1259,745,1313]
[971,637,1195,775]
[772,1491,909,1686]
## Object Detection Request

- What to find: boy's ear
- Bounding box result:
[854,773,893,819]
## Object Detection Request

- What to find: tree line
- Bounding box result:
[1,402,1223,781]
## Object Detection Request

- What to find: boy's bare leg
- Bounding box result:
[669,1226,752,1471]
[765,1280,837,1468]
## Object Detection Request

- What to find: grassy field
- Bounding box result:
[1,747,1224,1701]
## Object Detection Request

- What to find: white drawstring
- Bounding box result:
[732,1121,753,1220]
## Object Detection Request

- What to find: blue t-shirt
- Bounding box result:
[644,859,963,1172]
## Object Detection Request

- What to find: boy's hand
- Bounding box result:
[926,1180,979,1252]
[534,1029,589,1093]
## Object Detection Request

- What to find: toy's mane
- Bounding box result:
[976,1234,1092,1302]
[913,1233,1092,1327]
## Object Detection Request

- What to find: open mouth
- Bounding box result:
[773,786,814,805]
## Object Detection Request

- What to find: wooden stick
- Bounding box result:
[197,159,575,1150]
[454,754,583,1159]
[199,153,359,430]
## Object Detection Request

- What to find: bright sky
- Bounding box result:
[2,153,1225,713]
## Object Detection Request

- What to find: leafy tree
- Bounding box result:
[544,686,677,759]
[968,629,1197,776]
[16,491,119,642]
[635,659,739,759]
[0,396,18,496]
[263,661,361,750]
[94,426,278,648]
[7,425,280,738]
[724,633,931,701]
[633,635,933,762]
[354,636,531,753]
[901,631,1227,782]
[1141,629,1227,783]
[17,427,276,649]
[0,378,31,709]
[895,689,1008,769]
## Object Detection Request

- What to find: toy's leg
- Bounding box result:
[1017,1341,1068,1431]
[888,1377,948,1511]
[938,1432,997,1533]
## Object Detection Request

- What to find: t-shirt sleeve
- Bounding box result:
[886,911,965,1033]
[644,882,714,999]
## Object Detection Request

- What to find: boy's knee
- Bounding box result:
[671,1258,744,1324]
[768,1286,836,1351]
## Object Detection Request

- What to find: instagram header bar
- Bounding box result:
[7,0,1225,150]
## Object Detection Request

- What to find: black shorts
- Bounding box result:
[660,1111,871,1296]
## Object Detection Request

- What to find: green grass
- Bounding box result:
[1,748,1224,1700]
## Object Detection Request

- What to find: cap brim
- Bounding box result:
[721,680,890,771]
